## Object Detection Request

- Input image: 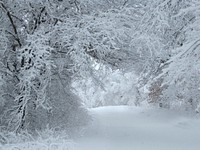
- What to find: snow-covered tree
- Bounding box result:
[1,0,200,136]
[146,0,200,112]
[0,0,89,133]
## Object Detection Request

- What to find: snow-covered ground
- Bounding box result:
[75,106,200,150]
[1,106,200,150]
[0,136,76,150]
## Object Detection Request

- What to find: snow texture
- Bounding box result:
[75,106,200,150]
[2,106,200,150]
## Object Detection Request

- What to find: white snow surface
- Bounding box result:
[1,106,200,150]
[75,106,200,150]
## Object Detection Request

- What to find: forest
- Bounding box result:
[0,0,200,149]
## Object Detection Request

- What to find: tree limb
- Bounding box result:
[0,3,22,47]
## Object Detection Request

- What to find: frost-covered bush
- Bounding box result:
[0,129,76,150]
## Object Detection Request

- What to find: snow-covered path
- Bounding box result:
[75,106,200,150]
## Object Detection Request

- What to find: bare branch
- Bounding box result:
[0,3,22,47]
